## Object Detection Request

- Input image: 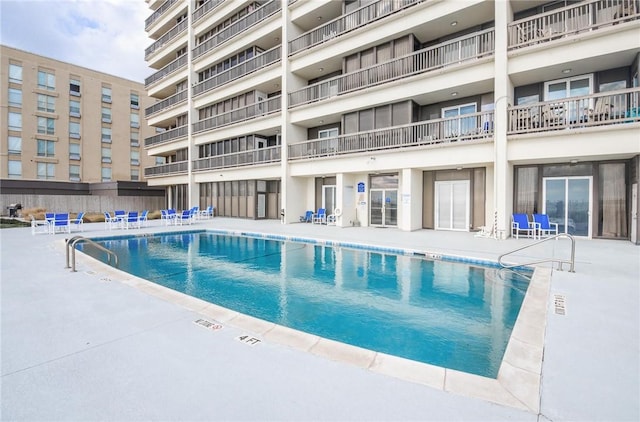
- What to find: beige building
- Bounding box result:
[0,45,159,184]
[143,0,639,242]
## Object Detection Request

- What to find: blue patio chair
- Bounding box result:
[176,209,193,226]
[70,212,85,232]
[52,213,71,234]
[299,210,313,223]
[533,213,558,237]
[139,210,149,227]
[124,211,140,229]
[31,215,50,235]
[312,208,326,225]
[104,211,118,230]
[512,213,538,239]
[200,205,214,219]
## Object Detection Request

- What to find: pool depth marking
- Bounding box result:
[194,319,223,331]
[236,335,262,346]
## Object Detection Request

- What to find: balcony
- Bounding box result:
[145,20,188,59]
[289,29,494,108]
[144,161,188,178]
[193,96,282,134]
[288,111,494,160]
[192,0,281,60]
[289,0,424,55]
[193,46,281,97]
[145,54,188,88]
[193,146,281,171]
[145,0,179,30]
[509,0,639,50]
[192,0,225,23]
[145,90,188,117]
[144,125,188,148]
[507,87,640,134]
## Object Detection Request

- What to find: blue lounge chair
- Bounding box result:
[533,213,558,237]
[299,210,313,223]
[52,213,71,234]
[125,211,140,229]
[104,211,118,230]
[31,215,50,235]
[70,212,85,232]
[312,208,326,225]
[176,209,193,225]
[139,210,149,227]
[512,213,538,239]
[200,205,214,219]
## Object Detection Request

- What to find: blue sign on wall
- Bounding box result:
[357,182,365,193]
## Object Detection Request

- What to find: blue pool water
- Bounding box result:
[83,231,531,378]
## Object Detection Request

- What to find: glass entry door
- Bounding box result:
[322,185,336,215]
[435,181,470,231]
[543,177,592,237]
[370,189,397,227]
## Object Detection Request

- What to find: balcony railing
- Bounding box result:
[193,46,281,97]
[192,0,281,60]
[145,54,188,87]
[509,0,639,49]
[144,125,188,148]
[144,161,188,178]
[145,0,179,30]
[145,90,188,117]
[507,87,640,134]
[145,20,188,59]
[288,111,494,160]
[289,0,424,55]
[193,146,281,171]
[289,29,494,107]
[193,0,225,23]
[193,96,282,134]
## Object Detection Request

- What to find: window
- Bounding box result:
[70,79,81,96]
[442,103,477,137]
[130,131,139,147]
[69,164,80,181]
[9,112,22,131]
[318,128,339,154]
[37,139,55,157]
[102,86,112,103]
[130,112,139,128]
[101,147,112,163]
[155,157,165,165]
[70,100,81,117]
[38,70,55,90]
[8,136,22,154]
[130,150,140,165]
[37,116,55,135]
[69,121,80,138]
[69,143,81,160]
[8,160,21,178]
[130,93,139,109]
[101,127,112,142]
[102,107,112,123]
[9,64,22,84]
[131,168,140,181]
[101,167,111,181]
[37,162,55,179]
[37,94,55,113]
[8,88,22,107]
[544,74,593,122]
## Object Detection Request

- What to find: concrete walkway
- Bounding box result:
[1,218,638,421]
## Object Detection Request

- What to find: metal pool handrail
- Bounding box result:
[65,236,118,272]
[498,233,576,272]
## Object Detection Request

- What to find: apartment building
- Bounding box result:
[0,45,159,184]
[143,0,640,242]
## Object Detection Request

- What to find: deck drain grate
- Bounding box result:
[554,294,567,315]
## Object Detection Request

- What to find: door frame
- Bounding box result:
[542,176,593,238]
[434,180,470,231]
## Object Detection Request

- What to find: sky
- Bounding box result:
[1,0,150,82]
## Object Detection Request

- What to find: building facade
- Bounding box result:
[143,0,640,242]
[0,45,159,184]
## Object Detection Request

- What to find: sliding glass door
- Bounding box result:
[543,177,592,237]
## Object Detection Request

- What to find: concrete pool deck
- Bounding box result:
[1,218,638,421]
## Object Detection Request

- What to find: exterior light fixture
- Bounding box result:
[570,159,578,164]
[451,21,458,26]
[451,92,458,97]
[562,68,571,74]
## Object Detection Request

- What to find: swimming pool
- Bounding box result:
[83,231,530,379]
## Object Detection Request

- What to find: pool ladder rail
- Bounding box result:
[498,233,576,272]
[65,236,118,272]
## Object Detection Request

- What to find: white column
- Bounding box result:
[399,168,423,231]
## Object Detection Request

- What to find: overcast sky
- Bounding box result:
[1,0,150,82]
